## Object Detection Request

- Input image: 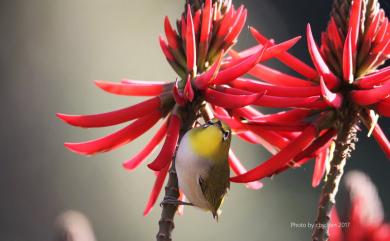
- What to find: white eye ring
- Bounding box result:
[223,131,230,141]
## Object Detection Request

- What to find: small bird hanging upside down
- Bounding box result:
[171,118,231,220]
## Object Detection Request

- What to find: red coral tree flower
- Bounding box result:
[57,0,300,217]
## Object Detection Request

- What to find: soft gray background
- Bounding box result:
[0,0,388,241]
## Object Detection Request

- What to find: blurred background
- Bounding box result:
[0,0,388,241]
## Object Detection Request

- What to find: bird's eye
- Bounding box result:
[223,130,230,141]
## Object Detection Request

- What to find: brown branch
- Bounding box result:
[156,104,199,241]
[312,105,360,241]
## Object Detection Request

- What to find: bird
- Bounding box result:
[174,118,231,219]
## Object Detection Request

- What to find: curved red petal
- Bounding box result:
[230,78,319,97]
[143,164,170,216]
[343,30,354,83]
[236,108,311,124]
[229,150,263,190]
[64,110,161,155]
[148,114,181,171]
[375,98,390,117]
[230,125,318,183]
[194,51,224,89]
[200,0,212,43]
[184,75,194,101]
[306,24,340,89]
[261,36,301,61]
[225,8,247,45]
[123,120,168,170]
[253,95,325,109]
[212,46,265,85]
[348,0,362,55]
[351,80,390,106]
[294,128,336,161]
[159,35,175,61]
[95,80,166,96]
[204,88,264,109]
[57,97,161,128]
[164,16,180,50]
[372,124,390,159]
[356,66,390,89]
[186,5,197,73]
[320,77,343,108]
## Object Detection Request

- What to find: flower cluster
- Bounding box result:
[57,0,300,215]
[226,0,389,186]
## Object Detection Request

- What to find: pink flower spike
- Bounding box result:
[230,125,318,183]
[200,0,212,43]
[320,77,343,108]
[164,16,180,50]
[356,66,390,89]
[123,120,168,170]
[350,80,390,106]
[343,30,354,83]
[143,164,170,216]
[230,78,319,97]
[204,88,264,109]
[372,124,390,159]
[56,97,161,128]
[306,24,340,89]
[95,80,166,96]
[212,45,266,85]
[64,110,161,155]
[228,150,263,190]
[173,79,186,106]
[186,4,197,74]
[148,114,181,171]
[312,149,327,187]
[249,27,318,79]
[375,99,390,117]
[184,75,194,102]
[348,0,362,55]
[194,51,224,89]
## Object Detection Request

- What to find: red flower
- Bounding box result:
[330,171,390,241]
[57,0,299,215]
[227,0,389,185]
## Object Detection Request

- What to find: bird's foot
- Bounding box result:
[160,196,194,207]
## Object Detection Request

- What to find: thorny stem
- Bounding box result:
[312,102,360,241]
[156,102,201,241]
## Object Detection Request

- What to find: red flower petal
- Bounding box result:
[230,125,318,183]
[143,163,170,216]
[350,80,390,106]
[261,37,302,62]
[224,8,247,45]
[57,97,161,128]
[204,88,264,109]
[245,121,309,132]
[254,95,325,109]
[228,150,263,190]
[294,128,336,161]
[148,114,181,171]
[236,108,311,124]
[312,148,327,187]
[307,24,340,89]
[123,120,168,170]
[375,98,390,117]
[372,124,390,159]
[356,66,390,89]
[249,27,318,79]
[64,110,161,155]
[184,75,194,102]
[212,45,266,85]
[230,78,320,97]
[200,0,212,43]
[329,208,343,241]
[343,30,354,83]
[348,0,362,56]
[186,4,197,74]
[95,80,167,96]
[194,51,224,89]
[159,35,175,62]
[320,77,343,108]
[164,16,180,50]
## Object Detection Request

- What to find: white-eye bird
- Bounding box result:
[175,118,231,219]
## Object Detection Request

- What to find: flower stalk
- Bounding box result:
[312,102,360,241]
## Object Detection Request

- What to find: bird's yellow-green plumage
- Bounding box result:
[175,118,231,219]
